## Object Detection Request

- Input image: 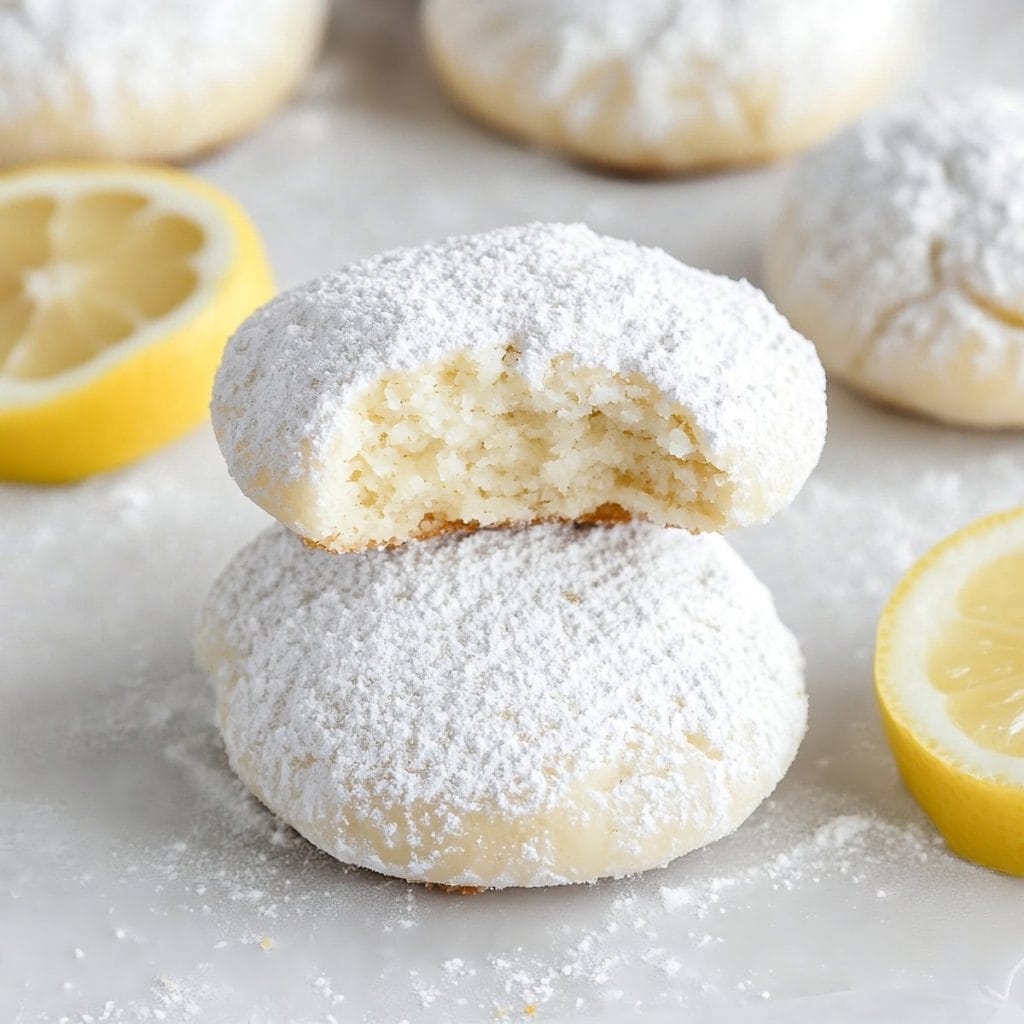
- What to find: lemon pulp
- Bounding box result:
[0,162,274,483]
[0,191,202,380]
[927,551,1024,757]
[876,507,1024,876]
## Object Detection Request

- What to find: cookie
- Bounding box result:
[422,0,914,173]
[765,88,1024,427]
[0,0,328,163]
[195,521,807,888]
[213,223,826,551]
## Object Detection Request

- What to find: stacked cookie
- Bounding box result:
[195,223,827,888]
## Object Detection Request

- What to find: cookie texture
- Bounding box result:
[766,87,1024,427]
[0,0,328,163]
[422,0,914,173]
[213,223,826,551]
[195,522,807,888]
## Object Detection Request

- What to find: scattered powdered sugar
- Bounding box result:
[45,976,217,1023]
[442,958,470,979]
[423,0,912,147]
[386,791,949,1015]
[659,808,936,918]
[213,222,826,535]
[0,0,326,135]
[769,87,1024,395]
[760,444,1024,625]
[196,521,807,887]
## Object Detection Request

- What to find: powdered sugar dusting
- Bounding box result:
[768,87,1024,412]
[213,222,826,534]
[196,521,807,887]
[660,808,936,919]
[0,0,326,134]
[424,0,912,147]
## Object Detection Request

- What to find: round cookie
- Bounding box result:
[195,521,807,888]
[421,0,914,174]
[0,0,328,164]
[213,223,826,552]
[765,88,1024,428]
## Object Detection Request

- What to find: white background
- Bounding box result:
[5,2,1024,1021]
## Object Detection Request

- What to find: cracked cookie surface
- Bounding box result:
[765,87,1024,428]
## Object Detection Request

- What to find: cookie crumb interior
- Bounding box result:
[323,346,729,549]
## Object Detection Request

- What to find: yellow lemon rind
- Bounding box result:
[875,506,1024,876]
[0,161,274,483]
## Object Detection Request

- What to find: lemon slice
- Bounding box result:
[876,507,1024,875]
[0,162,274,482]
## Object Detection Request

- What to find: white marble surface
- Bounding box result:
[4,2,1024,1021]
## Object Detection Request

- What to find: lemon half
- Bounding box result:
[876,507,1024,875]
[0,162,274,482]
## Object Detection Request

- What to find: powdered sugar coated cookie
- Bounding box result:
[422,0,915,172]
[195,522,807,888]
[213,223,826,551]
[766,87,1024,427]
[0,0,328,163]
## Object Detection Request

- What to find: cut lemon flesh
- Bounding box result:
[0,163,274,482]
[876,507,1024,875]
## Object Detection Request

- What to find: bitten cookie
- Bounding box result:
[0,0,328,164]
[213,223,826,552]
[765,88,1024,428]
[195,521,808,888]
[422,0,914,173]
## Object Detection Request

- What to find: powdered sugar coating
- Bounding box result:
[213,223,826,540]
[195,521,806,888]
[766,87,1024,426]
[422,0,913,170]
[0,0,327,160]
